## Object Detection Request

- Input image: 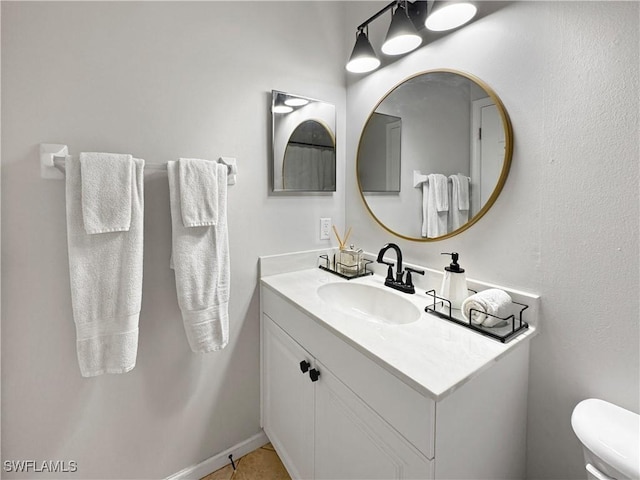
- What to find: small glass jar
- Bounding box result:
[338,245,363,276]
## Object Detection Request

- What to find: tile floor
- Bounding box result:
[201,443,291,480]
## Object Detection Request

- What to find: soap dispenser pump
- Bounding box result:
[440,252,469,310]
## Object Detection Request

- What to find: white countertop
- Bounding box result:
[261,267,537,400]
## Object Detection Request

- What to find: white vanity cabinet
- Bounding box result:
[261,283,531,480]
[262,315,315,479]
[263,316,431,479]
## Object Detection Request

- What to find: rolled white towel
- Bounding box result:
[462,288,512,327]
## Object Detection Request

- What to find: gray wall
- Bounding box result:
[1,2,346,478]
[346,2,639,479]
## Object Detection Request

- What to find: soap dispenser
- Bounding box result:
[440,252,469,310]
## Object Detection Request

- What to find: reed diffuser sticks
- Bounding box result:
[332,225,352,249]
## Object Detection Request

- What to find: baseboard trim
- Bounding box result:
[166,431,269,480]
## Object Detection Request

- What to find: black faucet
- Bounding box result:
[377,243,403,282]
[376,243,424,294]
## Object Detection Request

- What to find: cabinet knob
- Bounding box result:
[299,360,311,373]
[309,368,321,382]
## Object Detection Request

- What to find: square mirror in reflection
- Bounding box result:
[271,90,336,192]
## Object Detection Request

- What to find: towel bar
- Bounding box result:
[40,144,237,184]
[412,170,470,188]
[51,156,170,172]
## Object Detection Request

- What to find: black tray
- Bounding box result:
[424,289,529,343]
[318,254,374,280]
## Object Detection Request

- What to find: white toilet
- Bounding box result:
[571,398,640,480]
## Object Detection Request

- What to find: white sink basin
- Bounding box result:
[317,282,421,325]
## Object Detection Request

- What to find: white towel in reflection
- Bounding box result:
[422,174,449,238]
[449,174,470,231]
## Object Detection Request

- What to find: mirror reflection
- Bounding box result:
[272,91,336,192]
[357,70,513,240]
[358,113,401,193]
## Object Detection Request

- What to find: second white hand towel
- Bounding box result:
[449,174,470,231]
[179,157,219,227]
[168,159,230,353]
[422,174,449,237]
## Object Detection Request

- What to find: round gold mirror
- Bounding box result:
[357,69,513,241]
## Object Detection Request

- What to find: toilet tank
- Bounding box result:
[571,398,640,480]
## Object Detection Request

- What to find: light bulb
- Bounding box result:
[425,2,477,32]
[382,6,422,56]
[272,105,293,114]
[381,33,422,55]
[284,98,309,107]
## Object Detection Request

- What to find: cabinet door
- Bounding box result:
[263,314,314,479]
[314,361,433,480]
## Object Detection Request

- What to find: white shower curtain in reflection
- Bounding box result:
[283,145,335,191]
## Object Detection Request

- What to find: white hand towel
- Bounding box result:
[66,155,144,377]
[462,288,512,327]
[168,160,230,353]
[422,174,449,238]
[421,183,428,237]
[449,174,470,231]
[453,173,470,210]
[429,173,449,212]
[179,158,219,227]
[79,152,133,234]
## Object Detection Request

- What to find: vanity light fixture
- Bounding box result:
[381,2,422,55]
[424,1,477,32]
[346,28,381,74]
[346,0,477,73]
